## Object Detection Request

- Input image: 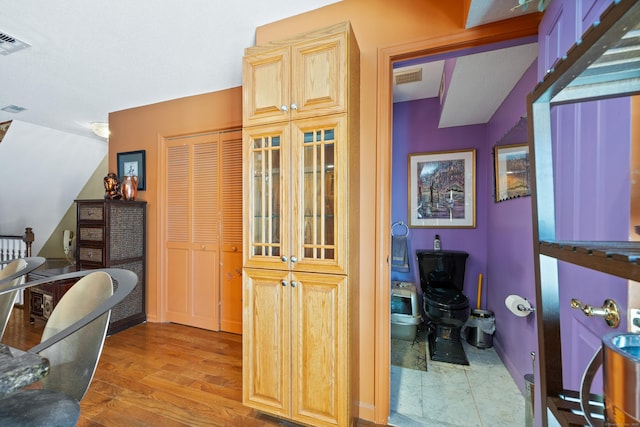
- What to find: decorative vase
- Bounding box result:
[121,176,138,200]
[103,173,122,200]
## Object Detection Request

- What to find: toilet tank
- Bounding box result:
[416,250,469,292]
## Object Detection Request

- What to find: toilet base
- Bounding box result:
[427,324,469,365]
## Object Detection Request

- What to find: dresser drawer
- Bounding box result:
[79,227,104,243]
[78,246,104,264]
[78,204,104,222]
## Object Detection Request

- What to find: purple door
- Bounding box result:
[537,0,631,403]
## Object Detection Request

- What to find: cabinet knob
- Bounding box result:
[280,104,288,112]
[281,280,287,287]
[290,256,298,263]
[290,281,297,288]
[290,103,298,110]
[231,246,237,252]
[281,255,288,263]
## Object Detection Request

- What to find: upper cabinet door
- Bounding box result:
[243,23,350,127]
[243,46,290,126]
[290,30,346,121]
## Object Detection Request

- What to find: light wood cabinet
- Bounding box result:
[243,21,355,127]
[243,268,348,425]
[242,21,359,427]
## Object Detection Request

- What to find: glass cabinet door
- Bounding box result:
[293,115,347,275]
[244,123,291,270]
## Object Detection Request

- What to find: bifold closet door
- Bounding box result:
[165,135,220,330]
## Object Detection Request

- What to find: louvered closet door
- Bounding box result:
[220,130,243,334]
[165,134,221,330]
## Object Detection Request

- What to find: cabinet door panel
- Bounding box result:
[243,46,290,126]
[292,31,346,120]
[243,268,290,416]
[291,271,347,426]
[292,115,347,275]
[244,124,291,270]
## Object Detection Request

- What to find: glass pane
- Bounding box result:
[251,134,281,258]
[300,127,336,261]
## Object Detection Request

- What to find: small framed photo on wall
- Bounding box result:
[117,150,146,190]
[494,144,530,202]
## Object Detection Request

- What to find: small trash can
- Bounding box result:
[524,373,535,427]
[465,309,495,348]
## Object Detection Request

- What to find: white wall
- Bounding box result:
[0,120,107,255]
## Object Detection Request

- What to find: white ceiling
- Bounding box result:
[0,0,540,141]
[393,0,542,127]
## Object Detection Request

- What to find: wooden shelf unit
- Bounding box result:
[528,1,640,426]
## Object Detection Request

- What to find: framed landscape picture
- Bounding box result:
[494,143,530,202]
[408,149,476,228]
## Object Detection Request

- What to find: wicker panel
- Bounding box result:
[78,205,104,221]
[110,260,144,323]
[79,227,104,242]
[79,247,103,263]
[109,205,144,260]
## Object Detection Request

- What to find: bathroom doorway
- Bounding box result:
[383,33,538,425]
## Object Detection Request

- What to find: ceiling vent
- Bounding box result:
[1,105,27,113]
[0,31,30,56]
[394,68,423,85]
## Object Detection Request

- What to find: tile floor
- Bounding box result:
[389,339,526,427]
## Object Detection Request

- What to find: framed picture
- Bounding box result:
[494,143,530,202]
[408,149,476,228]
[117,150,146,191]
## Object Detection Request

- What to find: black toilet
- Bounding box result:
[416,249,470,365]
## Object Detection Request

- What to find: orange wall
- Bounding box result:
[108,87,242,323]
[107,0,539,422]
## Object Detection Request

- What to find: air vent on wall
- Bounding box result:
[394,68,423,85]
[0,31,30,55]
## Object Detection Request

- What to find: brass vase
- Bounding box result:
[121,176,139,200]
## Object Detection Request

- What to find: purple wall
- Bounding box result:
[392,58,538,397]
[392,97,488,300]
[486,60,538,394]
[392,58,538,395]
[391,5,632,419]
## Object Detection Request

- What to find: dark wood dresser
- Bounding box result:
[75,199,147,334]
[29,264,78,323]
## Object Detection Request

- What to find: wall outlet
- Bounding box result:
[630,308,640,333]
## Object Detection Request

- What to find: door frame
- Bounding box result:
[373,16,540,423]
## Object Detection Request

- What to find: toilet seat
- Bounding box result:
[424,287,469,310]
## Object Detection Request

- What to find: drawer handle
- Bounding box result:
[570,298,620,328]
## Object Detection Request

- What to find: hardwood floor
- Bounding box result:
[3,307,386,427]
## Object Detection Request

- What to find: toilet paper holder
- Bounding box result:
[505,294,535,317]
